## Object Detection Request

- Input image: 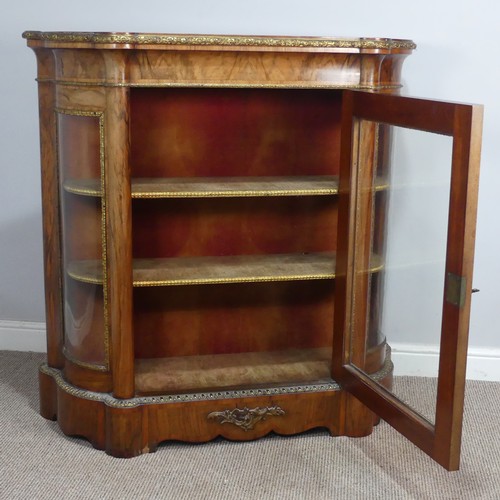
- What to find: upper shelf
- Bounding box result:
[67,252,384,287]
[63,175,389,199]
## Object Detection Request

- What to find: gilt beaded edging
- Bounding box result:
[23,31,416,51]
[35,79,404,91]
[64,187,340,198]
[39,346,393,408]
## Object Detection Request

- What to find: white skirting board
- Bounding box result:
[390,342,500,382]
[1,320,499,381]
[0,320,47,353]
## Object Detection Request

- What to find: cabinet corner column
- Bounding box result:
[103,78,134,399]
[34,48,65,369]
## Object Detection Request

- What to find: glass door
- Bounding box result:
[333,90,482,470]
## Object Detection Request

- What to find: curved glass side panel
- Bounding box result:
[57,111,108,369]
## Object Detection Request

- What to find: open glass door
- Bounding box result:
[332,90,482,470]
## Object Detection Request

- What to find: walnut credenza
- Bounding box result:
[24,31,482,469]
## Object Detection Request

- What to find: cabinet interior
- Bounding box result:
[126,87,342,394]
[58,88,388,395]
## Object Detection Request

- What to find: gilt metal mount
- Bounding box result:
[207,406,285,431]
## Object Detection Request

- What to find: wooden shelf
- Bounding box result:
[135,347,333,394]
[68,252,334,287]
[67,252,383,287]
[63,175,389,199]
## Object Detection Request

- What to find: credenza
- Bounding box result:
[23,31,482,469]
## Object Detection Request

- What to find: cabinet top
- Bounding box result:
[22,31,416,53]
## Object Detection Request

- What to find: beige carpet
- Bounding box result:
[1,351,500,500]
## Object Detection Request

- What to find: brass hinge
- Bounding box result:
[445,273,467,308]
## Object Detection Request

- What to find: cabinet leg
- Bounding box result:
[105,405,153,458]
[39,366,57,420]
[344,394,376,437]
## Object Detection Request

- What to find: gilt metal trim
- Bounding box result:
[23,31,416,51]
[132,274,334,287]
[63,348,108,372]
[207,406,285,431]
[37,79,403,91]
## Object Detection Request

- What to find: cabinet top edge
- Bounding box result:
[22,31,416,52]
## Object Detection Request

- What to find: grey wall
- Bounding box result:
[1,0,498,348]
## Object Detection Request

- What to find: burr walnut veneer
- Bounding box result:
[24,31,482,470]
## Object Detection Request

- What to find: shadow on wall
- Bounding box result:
[0,211,45,322]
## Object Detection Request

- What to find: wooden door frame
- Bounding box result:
[332,90,483,470]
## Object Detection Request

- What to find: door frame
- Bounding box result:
[332,90,483,470]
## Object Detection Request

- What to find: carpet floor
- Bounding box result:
[1,351,500,500]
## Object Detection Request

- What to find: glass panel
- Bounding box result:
[350,121,453,424]
[57,112,107,367]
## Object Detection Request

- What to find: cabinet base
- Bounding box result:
[39,357,393,458]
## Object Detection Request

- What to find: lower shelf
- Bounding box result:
[135,348,332,395]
